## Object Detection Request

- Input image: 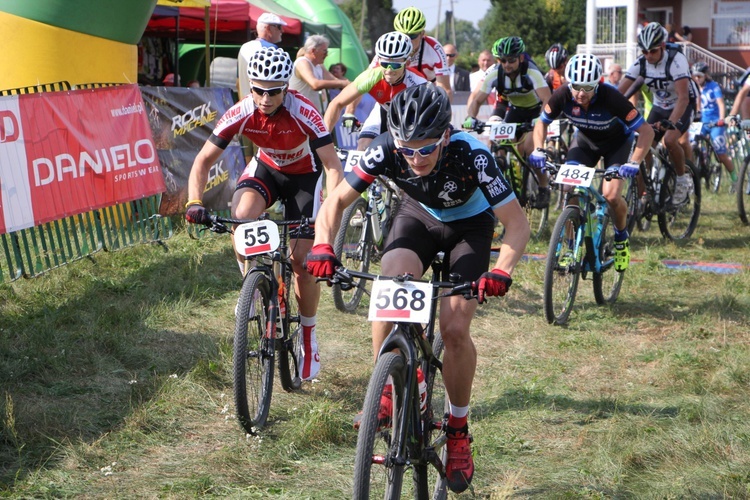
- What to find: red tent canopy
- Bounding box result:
[145,0,303,41]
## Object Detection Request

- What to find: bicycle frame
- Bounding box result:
[562,185,613,275]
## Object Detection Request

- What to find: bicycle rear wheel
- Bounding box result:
[233,271,274,434]
[738,157,750,225]
[426,332,449,500]
[706,146,722,193]
[353,352,407,500]
[593,210,624,305]
[543,206,584,325]
[624,178,640,235]
[332,196,372,313]
[658,161,701,240]
[278,271,302,392]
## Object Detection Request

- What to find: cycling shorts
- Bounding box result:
[567,132,634,169]
[647,103,695,135]
[236,158,323,231]
[703,125,728,156]
[382,196,495,282]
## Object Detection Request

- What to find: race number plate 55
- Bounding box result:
[554,163,595,188]
[233,220,280,257]
[368,279,433,324]
[489,122,517,140]
[342,150,365,173]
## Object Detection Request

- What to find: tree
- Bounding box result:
[339,0,395,54]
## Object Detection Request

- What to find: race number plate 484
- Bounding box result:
[233,220,280,257]
[554,164,595,188]
[368,279,433,324]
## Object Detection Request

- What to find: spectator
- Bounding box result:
[288,35,349,113]
[605,63,623,87]
[470,49,494,91]
[442,44,471,91]
[328,62,348,100]
[681,26,693,42]
[237,12,286,99]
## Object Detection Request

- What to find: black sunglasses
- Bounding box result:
[499,57,518,64]
[641,47,660,55]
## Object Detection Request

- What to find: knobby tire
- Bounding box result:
[543,206,584,325]
[332,196,371,313]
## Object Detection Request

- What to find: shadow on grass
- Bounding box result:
[472,387,680,425]
[0,245,240,489]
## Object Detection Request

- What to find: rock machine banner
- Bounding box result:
[140,86,244,215]
[0,84,165,235]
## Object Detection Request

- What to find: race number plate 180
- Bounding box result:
[554,164,596,188]
[233,220,280,257]
[342,150,365,172]
[368,279,434,324]
[489,122,517,140]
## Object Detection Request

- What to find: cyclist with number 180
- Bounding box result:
[306,83,530,493]
[529,54,654,271]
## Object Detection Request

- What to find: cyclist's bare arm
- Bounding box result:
[668,78,690,124]
[535,85,552,110]
[317,142,345,194]
[344,93,363,116]
[313,180,362,247]
[434,74,454,102]
[324,82,364,133]
[729,84,750,117]
[632,121,655,163]
[466,87,490,119]
[491,201,531,275]
[188,140,224,202]
[532,118,550,150]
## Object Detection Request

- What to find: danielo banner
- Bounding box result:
[0,85,165,235]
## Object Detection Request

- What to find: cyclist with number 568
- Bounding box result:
[306,83,530,493]
[529,54,654,271]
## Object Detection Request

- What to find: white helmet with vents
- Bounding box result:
[565,53,603,86]
[247,47,293,82]
[376,31,412,60]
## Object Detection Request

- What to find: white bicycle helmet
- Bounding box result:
[247,47,293,82]
[376,31,412,60]
[638,22,667,50]
[565,53,602,86]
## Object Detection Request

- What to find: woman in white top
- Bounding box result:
[288,35,349,113]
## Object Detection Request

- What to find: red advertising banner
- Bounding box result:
[0,85,165,235]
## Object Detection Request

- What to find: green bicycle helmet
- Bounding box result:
[394,7,426,35]
[492,36,526,58]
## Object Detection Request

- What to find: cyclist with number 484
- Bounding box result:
[529,54,655,271]
[306,83,530,493]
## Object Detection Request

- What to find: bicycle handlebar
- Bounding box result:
[543,161,624,181]
[200,213,315,236]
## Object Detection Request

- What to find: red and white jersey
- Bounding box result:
[370,36,450,79]
[210,90,332,175]
[353,67,429,108]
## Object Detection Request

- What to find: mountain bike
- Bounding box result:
[332,149,402,313]
[690,121,724,193]
[624,122,701,240]
[327,255,478,499]
[737,145,750,225]
[201,213,310,434]
[471,121,549,240]
[545,118,573,211]
[543,163,625,325]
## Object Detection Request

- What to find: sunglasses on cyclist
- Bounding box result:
[641,47,660,55]
[251,84,287,97]
[408,32,421,40]
[380,61,405,71]
[569,83,598,93]
[499,57,518,64]
[396,135,444,158]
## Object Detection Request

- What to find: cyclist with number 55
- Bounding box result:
[185,47,344,382]
[529,54,654,271]
[306,83,530,493]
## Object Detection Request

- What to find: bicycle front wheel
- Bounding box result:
[738,157,750,225]
[332,196,372,313]
[353,352,407,500]
[593,210,624,305]
[278,270,302,392]
[233,271,274,434]
[543,206,584,325]
[658,161,701,240]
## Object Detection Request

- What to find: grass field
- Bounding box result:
[1,190,749,498]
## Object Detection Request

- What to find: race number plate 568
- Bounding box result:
[368,280,433,324]
[554,164,595,188]
[233,220,280,257]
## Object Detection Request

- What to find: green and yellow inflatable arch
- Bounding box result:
[0,0,157,89]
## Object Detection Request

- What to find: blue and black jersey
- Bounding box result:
[540,83,645,146]
[345,130,516,222]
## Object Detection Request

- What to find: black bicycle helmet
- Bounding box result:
[545,43,568,69]
[492,36,526,58]
[388,83,452,142]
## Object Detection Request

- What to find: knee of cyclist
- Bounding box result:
[437,325,472,348]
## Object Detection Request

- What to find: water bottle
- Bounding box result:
[276,278,286,337]
[371,188,384,246]
[417,368,427,414]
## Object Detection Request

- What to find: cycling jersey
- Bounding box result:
[354,67,429,109]
[210,90,333,175]
[370,35,450,80]
[477,60,548,109]
[699,80,723,124]
[624,51,695,109]
[540,83,645,145]
[347,131,516,222]
[545,68,565,91]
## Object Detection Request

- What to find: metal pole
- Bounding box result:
[175,13,181,86]
[359,0,366,43]
[205,7,211,87]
